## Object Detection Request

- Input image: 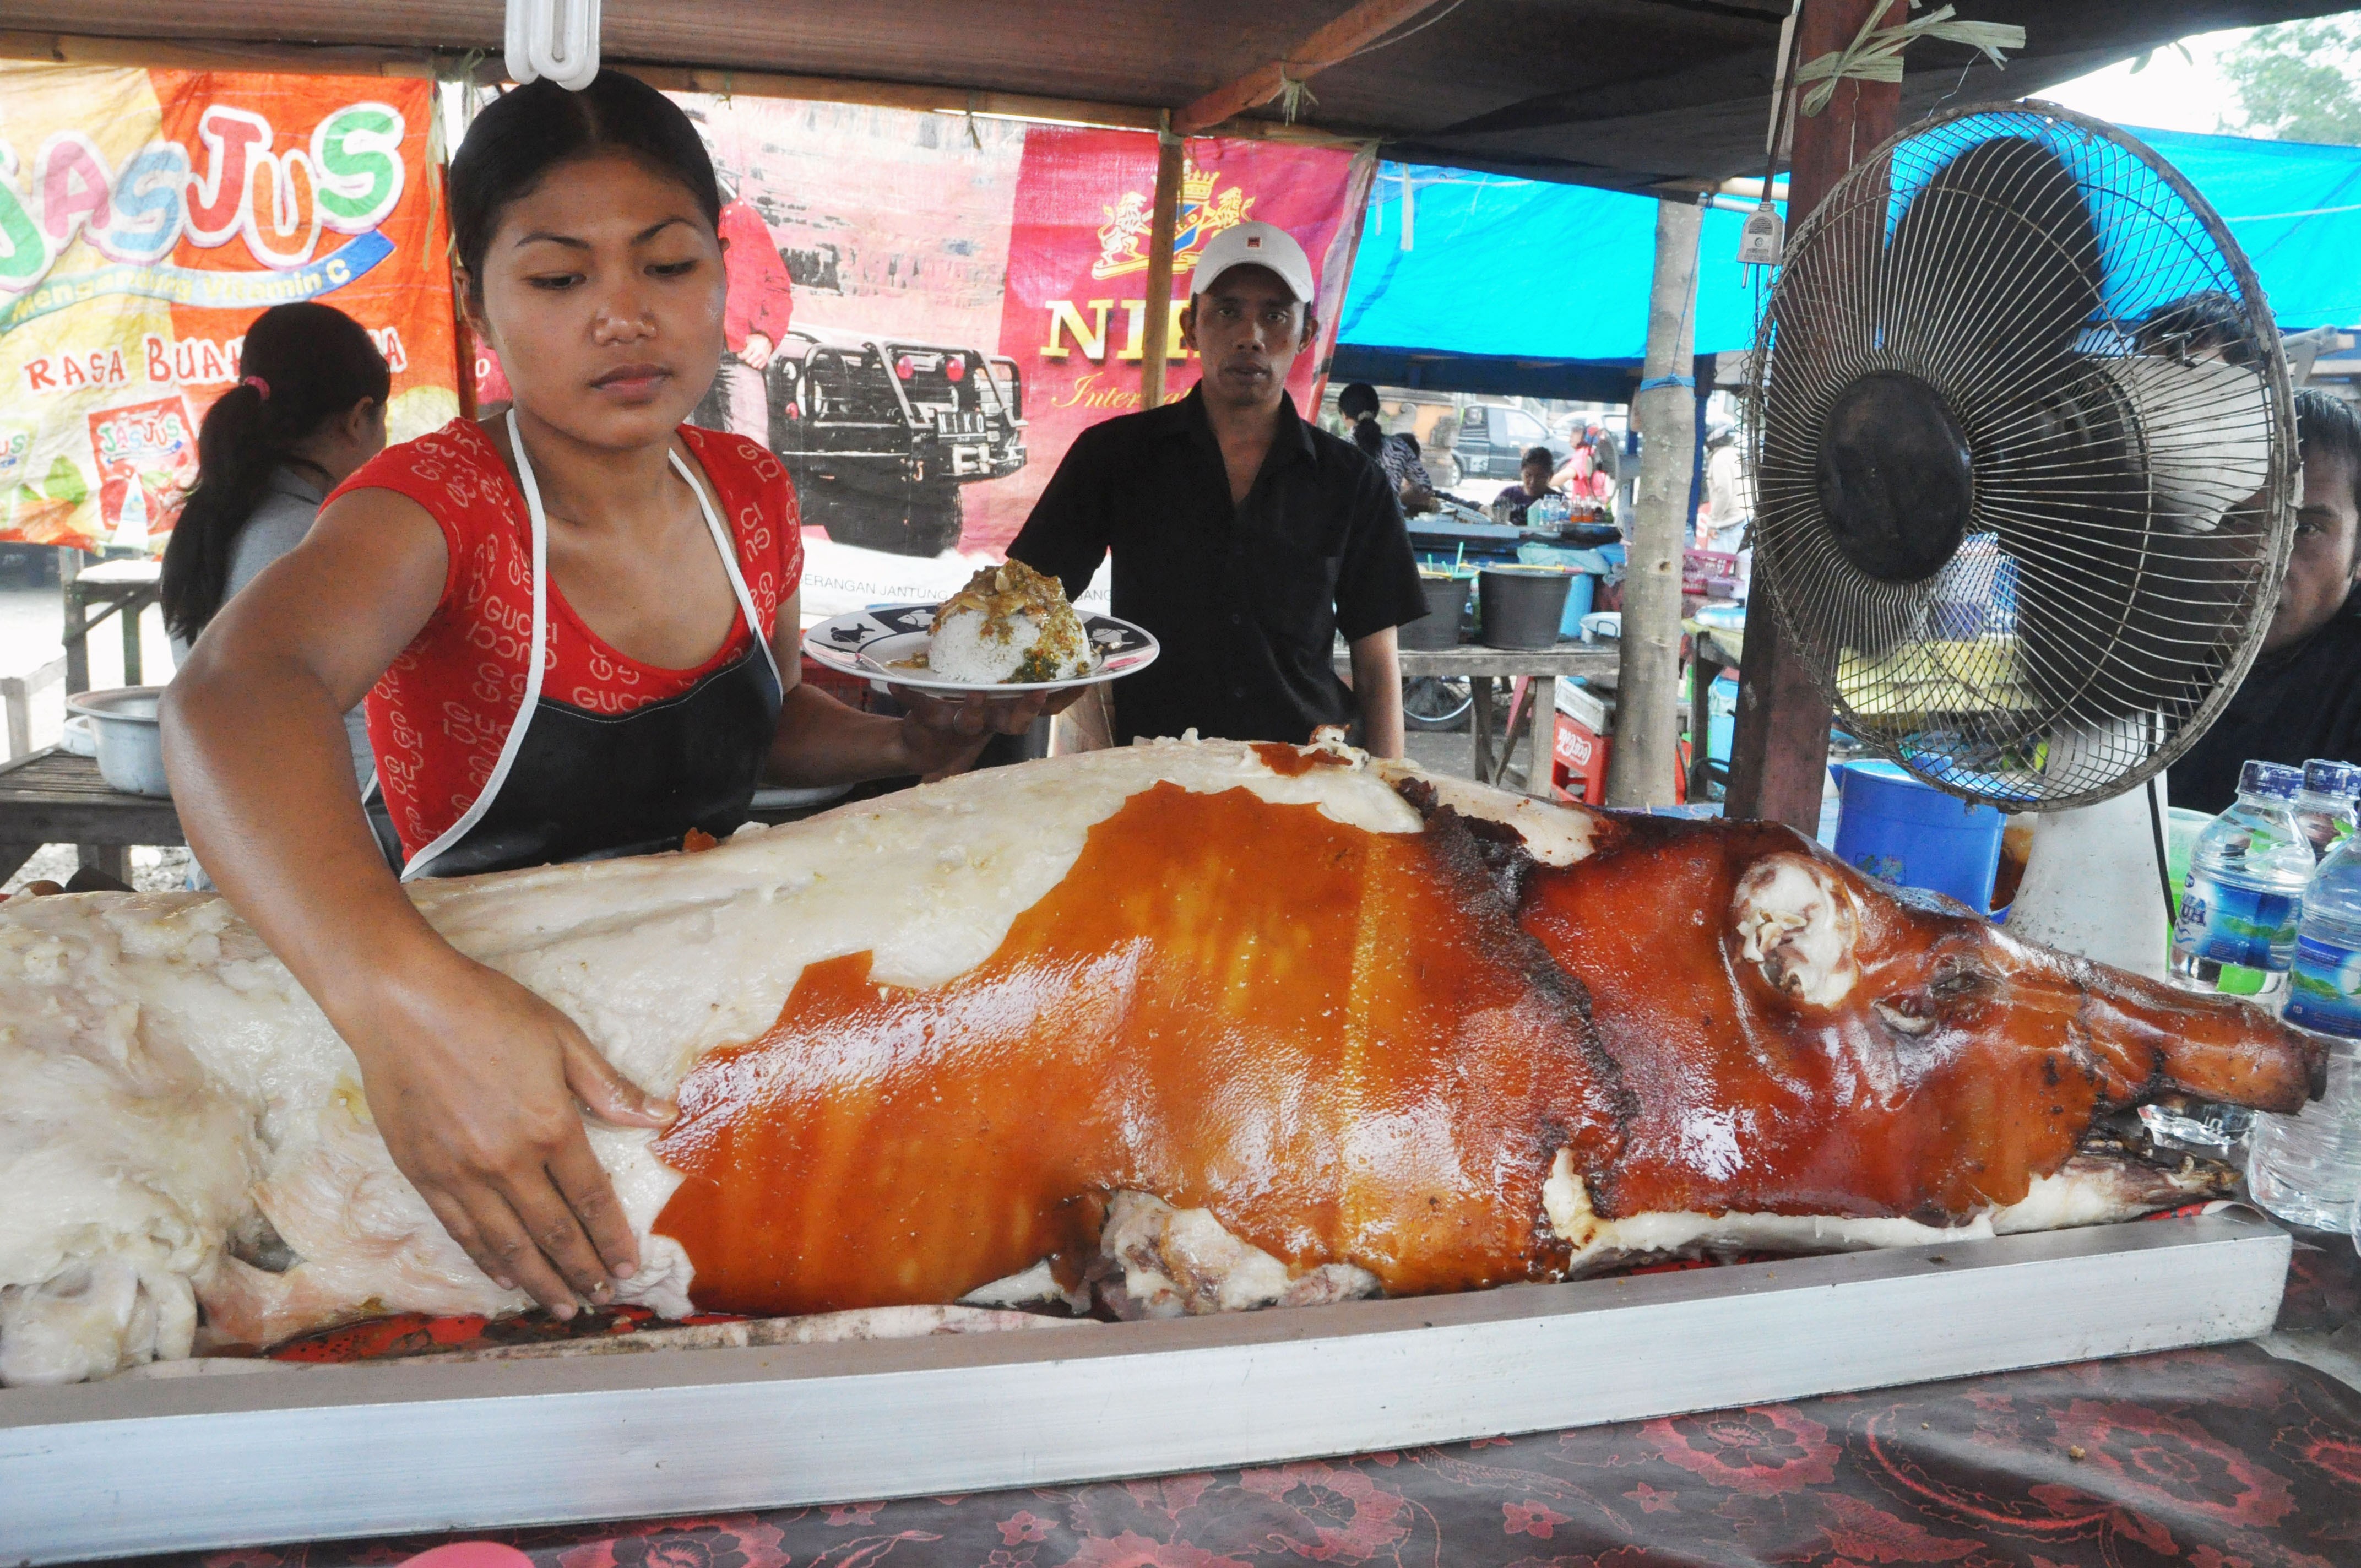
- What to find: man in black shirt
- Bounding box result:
[2172,390,2361,813]
[1010,222,1426,754]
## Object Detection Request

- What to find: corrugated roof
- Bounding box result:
[12,1,2358,188]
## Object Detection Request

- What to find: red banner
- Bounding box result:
[985,129,1372,552]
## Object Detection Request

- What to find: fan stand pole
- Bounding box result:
[1724,0,1907,832]
[1605,196,1703,809]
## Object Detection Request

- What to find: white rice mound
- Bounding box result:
[926,562,1094,684]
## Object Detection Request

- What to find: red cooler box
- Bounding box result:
[1552,682,1614,804]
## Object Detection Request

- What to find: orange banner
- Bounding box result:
[0,63,458,552]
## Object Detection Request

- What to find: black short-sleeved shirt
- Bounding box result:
[2169,593,2361,814]
[1010,386,1427,746]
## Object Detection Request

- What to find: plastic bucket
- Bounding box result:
[1705,674,1738,766]
[1832,759,2006,911]
[1404,574,1472,650]
[1478,566,1573,649]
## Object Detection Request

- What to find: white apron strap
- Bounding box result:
[670,444,784,691]
[399,408,551,881]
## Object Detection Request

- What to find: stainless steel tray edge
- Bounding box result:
[0,1215,2291,1565]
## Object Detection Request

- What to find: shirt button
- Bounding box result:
[1231,685,1245,697]
[1230,613,1242,625]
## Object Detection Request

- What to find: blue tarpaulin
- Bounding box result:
[1332,166,1767,400]
[1335,127,2361,400]
[2136,126,2361,330]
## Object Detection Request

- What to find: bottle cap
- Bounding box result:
[2303,758,2361,797]
[2239,759,2303,802]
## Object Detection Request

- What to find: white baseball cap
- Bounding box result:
[1191,221,1316,304]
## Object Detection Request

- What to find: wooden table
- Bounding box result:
[63,556,164,694]
[1349,643,1621,797]
[0,746,181,884]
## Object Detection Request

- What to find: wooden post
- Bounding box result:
[1138,129,1186,411]
[1605,196,1703,809]
[1723,0,1904,831]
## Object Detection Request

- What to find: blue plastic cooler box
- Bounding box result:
[1832,759,2006,913]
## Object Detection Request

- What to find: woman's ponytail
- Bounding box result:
[162,303,389,643]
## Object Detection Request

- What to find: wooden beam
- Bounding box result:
[0,28,439,76]
[0,29,1372,148]
[1723,0,1905,832]
[1605,196,1703,809]
[1174,0,1453,134]
[1137,131,1188,413]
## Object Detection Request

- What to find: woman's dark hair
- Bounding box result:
[161,303,389,643]
[1521,444,1555,469]
[1340,384,1386,458]
[449,72,723,303]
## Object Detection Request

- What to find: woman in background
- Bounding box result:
[1338,381,1436,513]
[161,301,389,793]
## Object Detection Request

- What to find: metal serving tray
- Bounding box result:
[0,1213,2290,1565]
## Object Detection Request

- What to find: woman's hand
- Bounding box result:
[342,948,675,1317]
[888,685,1085,782]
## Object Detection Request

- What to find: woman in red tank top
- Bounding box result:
[163,74,1062,1322]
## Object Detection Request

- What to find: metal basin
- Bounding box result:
[64,687,170,798]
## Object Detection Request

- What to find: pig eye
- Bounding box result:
[1928,964,1996,1003]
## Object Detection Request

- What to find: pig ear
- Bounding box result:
[1730,853,1860,1007]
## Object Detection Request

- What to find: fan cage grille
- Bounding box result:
[1743,102,2297,812]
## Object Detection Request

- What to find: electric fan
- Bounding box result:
[1745,101,2298,822]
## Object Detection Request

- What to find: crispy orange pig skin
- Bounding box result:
[652,775,2322,1315]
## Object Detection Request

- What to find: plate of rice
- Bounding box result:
[801,560,1160,694]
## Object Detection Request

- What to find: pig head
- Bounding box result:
[1505,805,2326,1229]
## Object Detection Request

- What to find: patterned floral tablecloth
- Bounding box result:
[140,1246,2361,1568]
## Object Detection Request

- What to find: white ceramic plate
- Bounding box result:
[802,604,1160,695]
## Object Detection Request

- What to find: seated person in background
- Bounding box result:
[1494,446,1564,527]
[1338,380,1438,514]
[2171,390,2361,814]
[162,302,389,794]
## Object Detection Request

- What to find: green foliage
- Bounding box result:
[2221,18,2361,144]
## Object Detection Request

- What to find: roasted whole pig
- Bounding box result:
[0,740,2322,1384]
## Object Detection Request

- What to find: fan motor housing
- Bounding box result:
[1815,370,1974,583]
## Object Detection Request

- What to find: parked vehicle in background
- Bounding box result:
[701,325,1027,557]
[1448,404,1570,482]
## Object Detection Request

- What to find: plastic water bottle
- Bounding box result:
[2251,833,2361,1232]
[2170,762,2312,998]
[2151,761,2314,1150]
[2293,759,2359,859]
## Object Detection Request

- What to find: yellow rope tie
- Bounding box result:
[1794,1,2025,117]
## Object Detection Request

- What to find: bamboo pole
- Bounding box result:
[1604,196,1703,809]
[1137,128,1187,413]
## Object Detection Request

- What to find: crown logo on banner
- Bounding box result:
[1091,161,1255,281]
